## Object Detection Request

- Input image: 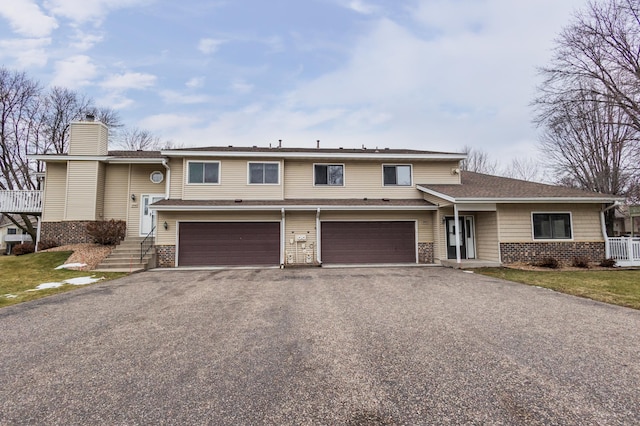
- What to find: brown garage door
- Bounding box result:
[178,222,280,266]
[321,221,416,264]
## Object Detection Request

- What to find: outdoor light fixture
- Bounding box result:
[131,194,136,202]
[163,221,168,230]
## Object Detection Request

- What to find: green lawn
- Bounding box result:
[476,268,640,310]
[0,251,126,308]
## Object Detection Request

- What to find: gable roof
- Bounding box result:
[417,171,621,203]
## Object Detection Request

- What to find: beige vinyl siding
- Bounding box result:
[435,206,454,261]
[285,211,317,264]
[169,158,183,199]
[156,211,282,246]
[127,164,168,237]
[284,160,459,199]
[498,203,604,242]
[68,122,108,156]
[475,211,499,261]
[320,210,433,242]
[422,192,452,207]
[42,163,67,222]
[65,161,99,220]
[103,164,129,220]
[182,158,283,200]
[95,162,106,219]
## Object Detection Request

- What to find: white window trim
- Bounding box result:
[313,163,346,187]
[150,170,164,184]
[530,211,574,241]
[247,161,281,185]
[186,160,221,185]
[382,164,413,187]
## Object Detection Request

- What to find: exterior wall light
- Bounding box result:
[131,194,136,202]
[163,221,168,230]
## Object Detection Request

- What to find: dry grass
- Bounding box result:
[477,268,640,310]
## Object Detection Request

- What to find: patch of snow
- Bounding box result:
[3,294,17,299]
[55,263,87,270]
[33,276,104,291]
[64,276,103,286]
[35,282,64,290]
[462,270,474,274]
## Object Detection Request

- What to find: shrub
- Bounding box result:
[535,257,560,269]
[572,257,590,268]
[600,258,617,268]
[86,220,126,245]
[37,240,59,251]
[12,242,35,256]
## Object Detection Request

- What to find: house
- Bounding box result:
[26,119,624,268]
[0,214,34,255]
[613,204,640,236]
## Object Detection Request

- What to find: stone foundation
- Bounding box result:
[156,245,176,267]
[40,221,95,245]
[500,241,606,265]
[418,242,434,264]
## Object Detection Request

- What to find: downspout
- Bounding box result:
[161,159,171,199]
[281,208,285,268]
[35,216,42,253]
[601,201,620,259]
[454,203,461,263]
[316,208,322,265]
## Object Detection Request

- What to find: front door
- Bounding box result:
[140,194,164,236]
[446,216,476,260]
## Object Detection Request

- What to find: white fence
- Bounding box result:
[0,190,42,213]
[607,237,640,267]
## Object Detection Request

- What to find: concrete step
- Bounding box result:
[94,266,146,273]
[98,256,153,265]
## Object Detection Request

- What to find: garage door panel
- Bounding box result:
[179,222,280,266]
[321,221,415,264]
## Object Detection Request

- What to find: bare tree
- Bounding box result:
[459,145,499,175]
[111,127,178,151]
[0,67,121,242]
[537,0,640,134]
[502,157,544,182]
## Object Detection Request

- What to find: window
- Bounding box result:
[314,164,344,186]
[249,162,279,184]
[188,161,219,184]
[532,213,572,239]
[7,228,16,235]
[150,171,164,184]
[383,165,412,186]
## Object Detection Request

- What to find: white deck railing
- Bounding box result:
[0,190,42,213]
[607,237,640,266]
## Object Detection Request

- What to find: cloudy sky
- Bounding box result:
[0,0,585,162]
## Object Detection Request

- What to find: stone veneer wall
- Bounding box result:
[500,242,606,265]
[418,242,434,264]
[156,245,176,267]
[41,221,95,245]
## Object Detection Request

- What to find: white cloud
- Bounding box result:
[198,38,225,54]
[0,38,51,68]
[186,77,205,88]
[69,30,104,51]
[51,55,97,88]
[101,72,156,90]
[138,113,203,133]
[43,0,152,23]
[0,0,58,37]
[231,79,253,95]
[345,0,378,15]
[159,90,210,104]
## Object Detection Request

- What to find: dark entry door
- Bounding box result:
[446,217,467,259]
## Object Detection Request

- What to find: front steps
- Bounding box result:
[94,236,155,272]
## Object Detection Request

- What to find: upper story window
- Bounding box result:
[249,162,279,184]
[314,164,344,186]
[188,161,219,184]
[532,213,572,240]
[383,165,412,186]
[7,228,17,235]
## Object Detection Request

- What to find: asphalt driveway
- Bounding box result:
[1,267,639,425]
